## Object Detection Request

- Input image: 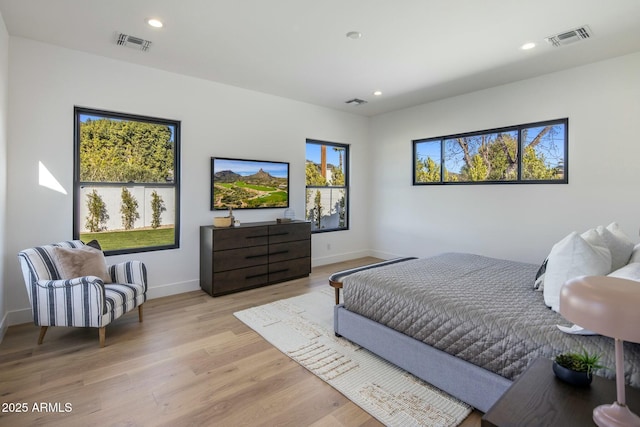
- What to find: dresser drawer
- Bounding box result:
[269,222,311,244]
[212,265,269,296]
[269,240,311,263]
[269,257,311,283]
[213,246,269,272]
[213,226,269,251]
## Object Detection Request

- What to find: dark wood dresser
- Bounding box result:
[199,221,311,296]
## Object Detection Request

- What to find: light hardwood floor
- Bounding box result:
[0,258,482,426]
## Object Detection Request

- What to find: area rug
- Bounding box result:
[234,288,472,427]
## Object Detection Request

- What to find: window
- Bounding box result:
[305,139,349,232]
[414,118,567,185]
[73,107,180,255]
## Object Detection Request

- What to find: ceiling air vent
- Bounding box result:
[116,33,152,51]
[545,26,592,47]
[345,98,368,106]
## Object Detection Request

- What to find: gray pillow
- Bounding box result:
[533,258,547,291]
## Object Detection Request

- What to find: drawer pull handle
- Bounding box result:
[270,232,289,237]
[270,269,289,274]
[270,250,289,256]
[246,234,269,239]
[245,254,268,259]
[246,272,269,279]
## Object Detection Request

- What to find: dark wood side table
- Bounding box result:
[482,357,640,427]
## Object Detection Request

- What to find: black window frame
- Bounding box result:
[413,118,568,185]
[73,106,181,255]
[305,139,350,233]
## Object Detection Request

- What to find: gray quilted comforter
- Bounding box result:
[343,253,640,386]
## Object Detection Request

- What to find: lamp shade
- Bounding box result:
[560,276,640,343]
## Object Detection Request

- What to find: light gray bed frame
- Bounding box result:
[334,304,512,412]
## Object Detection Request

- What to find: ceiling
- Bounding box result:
[1,0,640,116]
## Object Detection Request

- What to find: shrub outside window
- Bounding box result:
[414,118,568,185]
[305,139,349,232]
[73,107,180,255]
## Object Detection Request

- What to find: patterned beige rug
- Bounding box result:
[234,288,472,427]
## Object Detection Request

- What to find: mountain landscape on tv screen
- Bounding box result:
[213,168,288,209]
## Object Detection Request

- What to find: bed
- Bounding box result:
[333,252,640,412]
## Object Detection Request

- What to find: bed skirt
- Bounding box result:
[334,304,512,412]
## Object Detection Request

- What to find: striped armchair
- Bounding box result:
[18,240,147,347]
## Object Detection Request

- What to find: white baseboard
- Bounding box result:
[3,256,397,333]
[3,280,201,331]
[311,250,373,267]
[368,250,408,260]
[146,279,201,300]
[5,307,33,329]
[0,311,8,344]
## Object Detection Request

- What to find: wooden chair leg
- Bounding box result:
[138,304,143,323]
[99,327,106,348]
[37,326,48,345]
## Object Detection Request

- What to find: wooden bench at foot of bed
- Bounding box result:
[328,257,417,304]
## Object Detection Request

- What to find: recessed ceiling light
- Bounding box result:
[346,31,362,39]
[521,42,536,50]
[147,18,164,28]
[373,91,382,96]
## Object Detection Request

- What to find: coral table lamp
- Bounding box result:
[561,276,640,427]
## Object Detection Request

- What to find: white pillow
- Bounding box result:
[629,243,640,264]
[608,262,640,282]
[543,229,612,312]
[597,222,634,271]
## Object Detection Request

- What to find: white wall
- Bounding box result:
[0,11,8,340]
[6,35,638,330]
[369,52,640,264]
[4,37,370,325]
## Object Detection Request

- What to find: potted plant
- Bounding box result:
[553,349,604,386]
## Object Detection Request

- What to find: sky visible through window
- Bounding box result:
[415,123,565,174]
[306,143,343,172]
[214,159,288,178]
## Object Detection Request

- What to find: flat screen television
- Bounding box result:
[211,157,290,210]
